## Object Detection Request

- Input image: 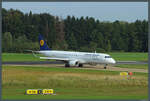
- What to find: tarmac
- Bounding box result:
[2,61,148,73]
[2,61,148,65]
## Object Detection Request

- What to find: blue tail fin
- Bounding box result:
[38,34,50,50]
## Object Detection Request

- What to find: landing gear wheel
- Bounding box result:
[65,63,70,68]
[78,64,83,67]
[104,64,107,69]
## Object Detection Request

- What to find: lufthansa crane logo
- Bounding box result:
[40,40,44,46]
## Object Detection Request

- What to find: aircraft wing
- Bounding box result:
[40,57,69,61]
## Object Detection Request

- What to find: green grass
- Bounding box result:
[3,88,147,100]
[2,66,148,100]
[115,64,148,69]
[3,65,148,76]
[2,53,45,62]
[2,52,148,62]
[109,52,148,61]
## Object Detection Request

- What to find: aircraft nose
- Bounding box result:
[111,59,116,64]
[112,59,116,64]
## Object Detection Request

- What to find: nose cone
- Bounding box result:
[111,59,116,64]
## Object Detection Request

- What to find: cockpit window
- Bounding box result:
[105,56,112,58]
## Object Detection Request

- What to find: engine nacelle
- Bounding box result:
[69,60,78,66]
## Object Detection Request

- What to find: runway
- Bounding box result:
[2,61,148,65]
[2,61,148,73]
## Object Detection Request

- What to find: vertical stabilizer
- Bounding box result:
[38,34,50,50]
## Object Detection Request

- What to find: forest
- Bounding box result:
[2,8,148,53]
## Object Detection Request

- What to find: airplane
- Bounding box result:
[31,34,116,69]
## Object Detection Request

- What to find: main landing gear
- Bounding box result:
[65,63,83,68]
[65,63,70,67]
[78,63,83,67]
[104,64,107,69]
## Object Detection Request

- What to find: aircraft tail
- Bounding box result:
[39,34,50,50]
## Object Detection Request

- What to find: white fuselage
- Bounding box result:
[37,50,116,65]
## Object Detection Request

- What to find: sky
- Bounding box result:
[2,2,148,22]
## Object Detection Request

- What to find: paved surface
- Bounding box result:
[2,61,148,73]
[116,61,147,64]
[2,61,148,65]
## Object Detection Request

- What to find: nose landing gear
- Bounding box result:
[104,64,107,69]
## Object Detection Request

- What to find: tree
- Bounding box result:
[53,17,68,50]
[2,8,148,53]
[96,32,104,50]
[89,42,97,52]
[106,40,111,52]
[67,33,77,50]
[3,32,13,52]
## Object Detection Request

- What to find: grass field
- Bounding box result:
[2,65,148,100]
[2,53,44,62]
[2,52,148,62]
[109,52,148,61]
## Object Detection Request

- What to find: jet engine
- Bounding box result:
[69,60,79,66]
